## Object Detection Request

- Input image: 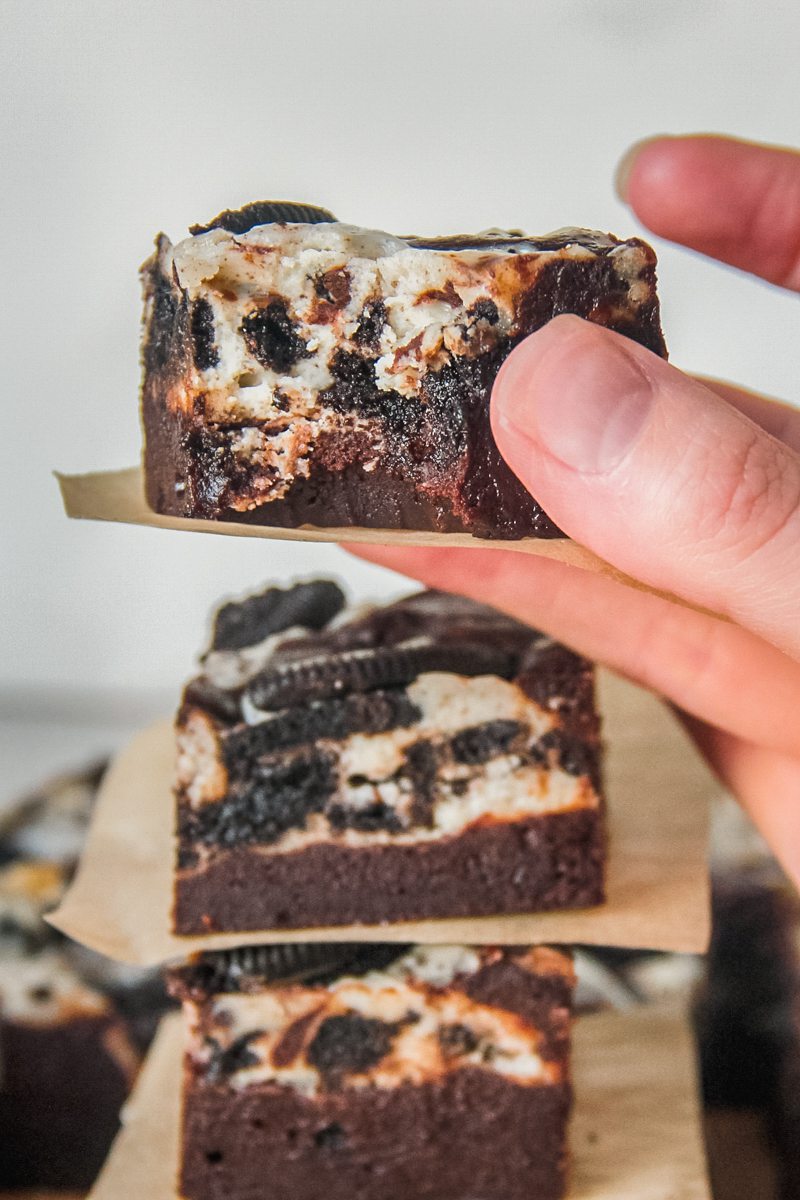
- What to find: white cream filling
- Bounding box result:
[164,223,651,449]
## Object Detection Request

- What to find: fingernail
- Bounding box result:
[614,135,661,202]
[495,317,654,475]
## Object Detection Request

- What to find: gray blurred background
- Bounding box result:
[1,0,798,800]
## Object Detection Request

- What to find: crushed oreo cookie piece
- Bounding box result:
[241,300,311,373]
[206,1031,262,1081]
[181,749,335,848]
[450,720,525,766]
[307,1014,401,1078]
[223,689,421,766]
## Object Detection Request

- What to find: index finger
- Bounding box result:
[618,134,800,291]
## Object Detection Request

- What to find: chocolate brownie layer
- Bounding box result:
[181,1071,571,1200]
[171,944,573,1200]
[175,808,604,933]
[174,582,604,932]
[142,212,666,539]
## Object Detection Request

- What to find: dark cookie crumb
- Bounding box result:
[532,728,600,785]
[313,1122,347,1150]
[438,1023,480,1058]
[190,298,219,371]
[352,299,387,349]
[327,800,404,834]
[450,720,525,765]
[180,749,335,848]
[241,300,311,372]
[206,1031,262,1081]
[307,1014,401,1079]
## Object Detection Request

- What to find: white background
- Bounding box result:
[1,0,798,799]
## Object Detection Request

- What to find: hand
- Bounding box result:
[348,135,800,887]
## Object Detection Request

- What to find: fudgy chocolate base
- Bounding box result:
[0,1015,131,1189]
[174,808,604,933]
[180,1070,570,1200]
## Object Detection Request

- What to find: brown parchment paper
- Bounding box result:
[49,671,714,964]
[88,1007,711,1200]
[57,466,704,610]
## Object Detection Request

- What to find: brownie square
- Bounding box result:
[168,943,574,1200]
[141,207,665,539]
[173,581,605,933]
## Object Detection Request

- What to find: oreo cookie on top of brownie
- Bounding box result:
[168,941,575,1200]
[173,579,605,933]
[141,203,666,539]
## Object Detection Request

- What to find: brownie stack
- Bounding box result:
[155,577,604,1200]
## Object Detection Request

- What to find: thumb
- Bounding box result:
[491,315,800,660]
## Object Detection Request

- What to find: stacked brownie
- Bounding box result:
[174,580,605,933]
[169,943,575,1200]
[152,577,605,1199]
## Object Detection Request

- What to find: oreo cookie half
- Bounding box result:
[190,201,337,237]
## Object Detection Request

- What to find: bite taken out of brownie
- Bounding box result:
[173,579,605,935]
[168,942,575,1200]
[141,203,666,539]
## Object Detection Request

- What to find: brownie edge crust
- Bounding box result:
[142,215,666,539]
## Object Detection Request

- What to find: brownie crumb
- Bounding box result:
[241,301,311,372]
[314,1122,347,1150]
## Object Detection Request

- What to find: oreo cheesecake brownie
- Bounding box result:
[169,943,574,1200]
[174,580,605,933]
[142,203,666,539]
